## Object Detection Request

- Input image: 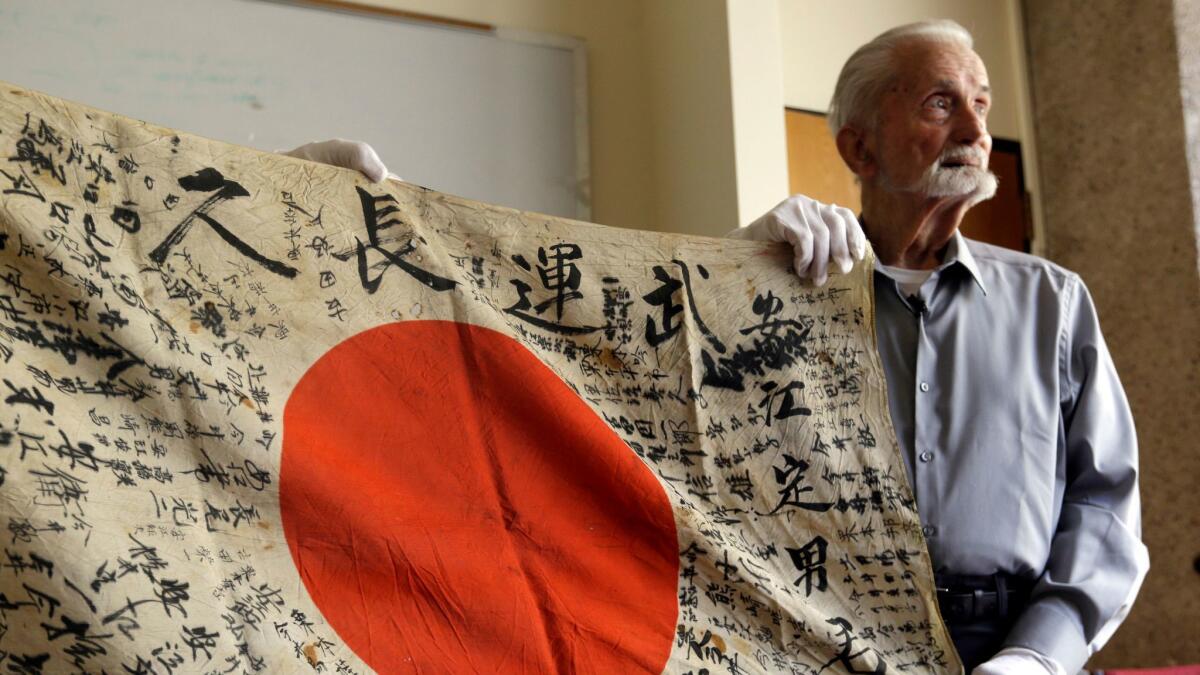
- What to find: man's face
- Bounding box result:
[870,39,996,202]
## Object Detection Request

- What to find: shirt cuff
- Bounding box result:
[990,647,1068,675]
[1004,600,1089,674]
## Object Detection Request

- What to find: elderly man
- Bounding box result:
[291,19,1145,675]
[732,20,1148,675]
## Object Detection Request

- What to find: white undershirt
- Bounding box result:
[876,262,935,297]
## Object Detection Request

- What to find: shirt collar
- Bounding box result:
[942,231,988,296]
[868,228,989,296]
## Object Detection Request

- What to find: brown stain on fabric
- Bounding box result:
[302,642,319,667]
[598,348,625,371]
[709,633,726,654]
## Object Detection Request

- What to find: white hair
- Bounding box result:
[827,20,975,136]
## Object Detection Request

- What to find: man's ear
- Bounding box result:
[835,126,876,181]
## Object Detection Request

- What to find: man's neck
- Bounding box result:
[860,188,973,270]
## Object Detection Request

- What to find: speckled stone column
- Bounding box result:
[1022,0,1200,668]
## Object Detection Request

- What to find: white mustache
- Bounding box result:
[936,147,988,169]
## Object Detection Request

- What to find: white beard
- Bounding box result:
[879,147,999,205]
[924,165,998,204]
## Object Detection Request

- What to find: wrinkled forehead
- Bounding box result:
[890,39,990,96]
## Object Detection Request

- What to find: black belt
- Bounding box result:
[935,573,1031,622]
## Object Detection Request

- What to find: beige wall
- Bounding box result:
[643,0,739,236]
[643,0,791,236]
[728,1,791,228]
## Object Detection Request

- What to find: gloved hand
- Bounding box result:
[279,139,396,183]
[726,194,866,286]
[971,647,1067,675]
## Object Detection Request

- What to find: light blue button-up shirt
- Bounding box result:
[872,233,1148,673]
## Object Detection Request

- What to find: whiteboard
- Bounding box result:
[0,0,589,219]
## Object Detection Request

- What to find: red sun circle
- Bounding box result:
[281,320,679,673]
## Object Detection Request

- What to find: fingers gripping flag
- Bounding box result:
[0,83,960,674]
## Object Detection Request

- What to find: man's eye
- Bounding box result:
[928,97,950,110]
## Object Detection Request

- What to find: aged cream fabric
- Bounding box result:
[0,83,958,674]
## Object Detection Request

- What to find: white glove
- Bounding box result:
[279,139,397,183]
[726,194,866,286]
[971,647,1067,675]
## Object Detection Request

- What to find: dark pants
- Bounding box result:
[944,614,1018,671]
[936,573,1031,671]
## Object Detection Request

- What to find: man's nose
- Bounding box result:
[954,107,989,148]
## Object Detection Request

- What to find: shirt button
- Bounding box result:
[919,450,934,463]
[919,382,930,392]
[922,525,937,537]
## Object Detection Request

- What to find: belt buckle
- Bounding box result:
[972,588,985,619]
